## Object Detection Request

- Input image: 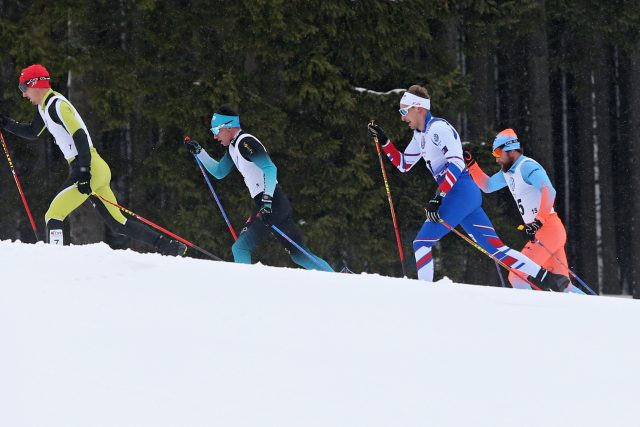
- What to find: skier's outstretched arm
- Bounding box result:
[197,150,234,180]
[380,137,422,173]
[463,150,507,193]
[0,110,46,140]
[368,122,421,173]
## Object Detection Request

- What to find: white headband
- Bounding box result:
[400,92,431,110]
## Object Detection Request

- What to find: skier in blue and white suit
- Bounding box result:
[368,85,569,290]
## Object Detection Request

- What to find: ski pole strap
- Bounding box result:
[270,224,327,271]
[441,220,542,290]
[93,193,222,261]
[193,154,238,241]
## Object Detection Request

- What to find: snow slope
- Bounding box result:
[1,241,638,427]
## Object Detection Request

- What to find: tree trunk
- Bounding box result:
[590,39,620,294]
[465,23,495,139]
[525,0,554,179]
[627,46,640,298]
[613,47,634,294]
[571,43,599,292]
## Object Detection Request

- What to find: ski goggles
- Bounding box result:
[210,120,233,136]
[492,145,505,158]
[399,104,417,116]
[492,140,521,157]
[18,77,50,93]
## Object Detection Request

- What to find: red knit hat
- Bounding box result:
[18,64,51,91]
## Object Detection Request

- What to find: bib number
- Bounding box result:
[49,229,64,246]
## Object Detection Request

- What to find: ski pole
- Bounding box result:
[440,220,542,291]
[340,265,355,274]
[526,234,597,295]
[192,151,238,241]
[370,121,406,277]
[494,261,507,288]
[535,239,596,295]
[0,130,39,241]
[270,224,329,271]
[93,193,222,261]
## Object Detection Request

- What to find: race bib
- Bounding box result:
[49,229,64,246]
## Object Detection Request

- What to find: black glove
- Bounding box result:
[425,192,444,222]
[258,194,273,225]
[0,115,8,128]
[184,136,202,155]
[522,219,543,242]
[463,149,476,168]
[77,166,92,195]
[367,121,388,145]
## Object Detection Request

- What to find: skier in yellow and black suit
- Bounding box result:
[0,64,186,255]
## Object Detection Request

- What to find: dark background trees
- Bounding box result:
[0,0,638,295]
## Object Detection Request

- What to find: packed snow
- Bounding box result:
[1,240,638,427]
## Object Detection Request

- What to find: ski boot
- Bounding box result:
[155,234,187,256]
[534,268,570,292]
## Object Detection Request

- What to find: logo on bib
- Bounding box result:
[509,177,515,191]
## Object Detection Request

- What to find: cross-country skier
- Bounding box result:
[464,129,583,293]
[367,85,569,291]
[0,64,186,255]
[184,105,333,271]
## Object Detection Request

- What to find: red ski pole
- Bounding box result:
[370,123,406,277]
[0,130,39,241]
[93,193,222,261]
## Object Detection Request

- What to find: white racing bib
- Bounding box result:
[228,133,272,198]
[503,158,555,223]
[38,92,93,160]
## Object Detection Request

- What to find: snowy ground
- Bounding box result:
[1,240,638,427]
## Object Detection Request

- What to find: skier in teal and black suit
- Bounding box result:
[185,105,333,272]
